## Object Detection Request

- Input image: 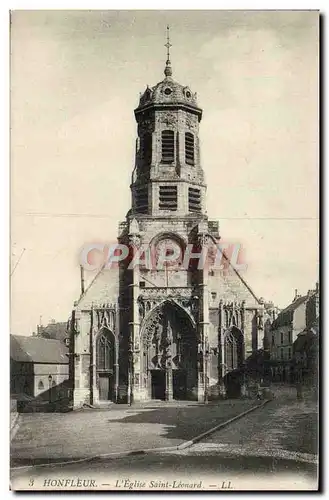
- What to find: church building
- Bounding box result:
[69,31,267,408]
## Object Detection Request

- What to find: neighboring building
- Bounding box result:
[10,335,69,399]
[268,284,319,382]
[68,41,271,408]
[35,320,68,344]
[293,312,319,388]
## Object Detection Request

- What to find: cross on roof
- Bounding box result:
[165,25,172,61]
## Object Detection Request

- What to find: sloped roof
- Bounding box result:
[293,330,318,353]
[37,321,67,342]
[272,295,308,329]
[10,335,68,364]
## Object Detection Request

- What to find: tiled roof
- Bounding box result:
[10,335,68,364]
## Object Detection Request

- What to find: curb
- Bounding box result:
[11,400,270,471]
[176,399,270,450]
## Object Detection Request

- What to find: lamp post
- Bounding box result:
[48,374,53,403]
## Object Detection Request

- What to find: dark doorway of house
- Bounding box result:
[151,370,166,400]
[173,370,187,400]
[98,374,112,401]
[225,371,241,399]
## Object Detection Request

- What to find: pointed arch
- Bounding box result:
[224,326,244,372]
[96,327,115,373]
[140,299,198,401]
[140,298,196,346]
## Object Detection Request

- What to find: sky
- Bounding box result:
[10,10,319,335]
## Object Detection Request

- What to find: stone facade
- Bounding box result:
[69,55,267,408]
[266,284,319,382]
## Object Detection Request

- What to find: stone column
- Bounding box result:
[114,305,119,403]
[128,231,141,403]
[73,310,93,408]
[197,230,210,402]
[218,301,226,398]
[90,307,98,405]
[165,318,173,401]
[240,301,247,398]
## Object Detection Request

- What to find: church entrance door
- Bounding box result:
[98,374,113,401]
[96,328,115,402]
[173,370,187,400]
[151,370,166,400]
[142,301,198,402]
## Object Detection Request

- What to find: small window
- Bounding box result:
[159,185,177,211]
[280,332,284,344]
[38,381,44,390]
[139,281,145,288]
[211,292,217,300]
[288,348,292,359]
[288,331,292,343]
[280,348,284,360]
[161,130,175,164]
[185,132,195,165]
[188,187,201,212]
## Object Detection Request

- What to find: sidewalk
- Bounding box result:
[11,399,261,467]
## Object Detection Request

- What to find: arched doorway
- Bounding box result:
[142,301,198,401]
[223,326,244,398]
[96,328,115,401]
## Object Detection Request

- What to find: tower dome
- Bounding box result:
[136,26,201,113]
[137,79,199,109]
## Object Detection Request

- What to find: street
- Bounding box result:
[10,397,318,491]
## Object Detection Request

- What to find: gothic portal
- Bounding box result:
[69,30,268,407]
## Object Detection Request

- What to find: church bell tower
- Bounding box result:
[131,27,206,218]
[71,28,264,409]
[118,27,220,403]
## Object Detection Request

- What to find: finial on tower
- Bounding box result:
[164,25,173,78]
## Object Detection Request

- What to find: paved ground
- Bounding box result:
[164,397,318,461]
[10,398,318,491]
[11,399,258,467]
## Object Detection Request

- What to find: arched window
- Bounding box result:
[96,330,114,372]
[38,380,44,390]
[185,132,195,165]
[161,130,175,164]
[224,328,243,371]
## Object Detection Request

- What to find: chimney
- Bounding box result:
[293,289,298,301]
[80,265,85,295]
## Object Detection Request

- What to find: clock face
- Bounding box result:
[155,238,182,270]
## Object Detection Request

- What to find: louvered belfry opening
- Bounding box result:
[140,133,152,165]
[185,132,195,165]
[161,130,175,164]
[159,185,178,211]
[135,185,149,213]
[188,187,201,212]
